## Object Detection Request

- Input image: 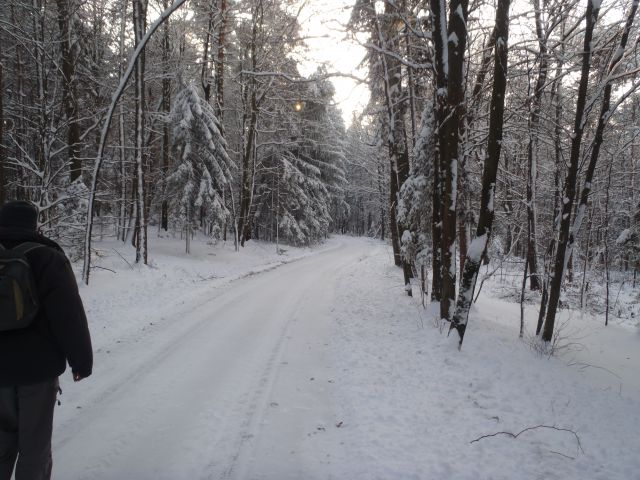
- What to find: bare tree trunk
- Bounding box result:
[161,0,171,231]
[428,0,447,303]
[388,156,402,265]
[133,0,148,264]
[56,0,81,183]
[604,162,614,326]
[215,0,227,122]
[0,41,5,206]
[11,2,26,203]
[537,53,565,335]
[439,0,469,322]
[459,30,496,277]
[431,142,443,301]
[404,27,417,148]
[185,206,191,254]
[542,0,601,342]
[580,209,593,309]
[200,2,215,103]
[216,0,228,237]
[451,0,511,346]
[237,2,263,247]
[520,255,528,338]
[117,0,128,241]
[457,170,469,276]
[378,160,386,240]
[525,0,548,292]
[32,0,52,218]
[238,106,257,246]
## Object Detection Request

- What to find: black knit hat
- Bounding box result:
[0,201,39,231]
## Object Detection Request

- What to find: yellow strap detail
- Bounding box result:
[13,280,24,322]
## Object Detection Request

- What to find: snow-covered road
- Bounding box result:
[53,238,366,480]
[50,236,640,480]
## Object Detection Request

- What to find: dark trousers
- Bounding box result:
[0,379,58,480]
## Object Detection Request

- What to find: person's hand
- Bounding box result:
[73,372,84,382]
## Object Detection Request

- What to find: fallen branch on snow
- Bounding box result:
[469,424,584,454]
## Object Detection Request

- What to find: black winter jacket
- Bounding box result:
[0,227,93,386]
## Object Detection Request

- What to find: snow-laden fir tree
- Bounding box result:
[293,77,348,243]
[254,146,331,245]
[253,73,347,246]
[167,81,234,253]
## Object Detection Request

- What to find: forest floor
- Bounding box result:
[52,235,640,480]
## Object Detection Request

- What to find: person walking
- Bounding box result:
[0,201,93,480]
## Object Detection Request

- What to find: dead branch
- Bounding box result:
[470,425,584,454]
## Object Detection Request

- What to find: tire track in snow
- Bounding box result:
[215,245,372,480]
[52,238,368,480]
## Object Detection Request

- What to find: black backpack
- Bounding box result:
[0,242,43,332]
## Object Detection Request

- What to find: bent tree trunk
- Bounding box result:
[451,0,511,347]
[82,0,189,284]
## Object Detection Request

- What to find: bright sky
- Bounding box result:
[294,0,370,127]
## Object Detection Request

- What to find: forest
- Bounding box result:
[0,0,639,349]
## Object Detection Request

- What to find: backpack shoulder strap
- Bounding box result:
[12,242,46,255]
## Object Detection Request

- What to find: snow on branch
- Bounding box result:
[238,70,367,84]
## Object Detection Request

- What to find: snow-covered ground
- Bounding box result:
[52,235,640,479]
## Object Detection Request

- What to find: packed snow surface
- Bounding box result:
[53,236,640,479]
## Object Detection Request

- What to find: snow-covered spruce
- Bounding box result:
[166,82,234,252]
[253,74,347,246]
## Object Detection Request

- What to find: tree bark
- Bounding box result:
[237,1,264,246]
[161,0,171,231]
[117,0,128,241]
[458,30,495,278]
[0,40,5,206]
[542,0,601,342]
[537,52,565,335]
[133,0,148,265]
[215,0,227,121]
[525,0,548,292]
[439,0,469,322]
[428,0,448,303]
[451,0,511,346]
[200,2,215,103]
[56,0,81,183]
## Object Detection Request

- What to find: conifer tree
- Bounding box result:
[167,81,234,252]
